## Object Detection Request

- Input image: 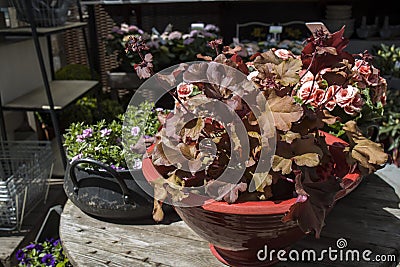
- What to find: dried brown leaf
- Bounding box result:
[274,58,302,86]
[343,121,388,173]
[272,155,292,175]
[292,153,321,167]
[267,92,303,131]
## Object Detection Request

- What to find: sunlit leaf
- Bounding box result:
[271,155,292,175]
[274,57,302,86]
[292,153,320,167]
[266,92,303,131]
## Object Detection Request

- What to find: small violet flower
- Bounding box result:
[71,153,83,162]
[131,126,141,136]
[25,244,36,250]
[100,128,112,137]
[76,135,84,142]
[82,128,93,138]
[41,254,56,267]
[16,249,25,261]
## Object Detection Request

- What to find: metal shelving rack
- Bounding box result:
[0,0,100,170]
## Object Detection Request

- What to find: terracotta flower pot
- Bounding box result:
[142,132,363,266]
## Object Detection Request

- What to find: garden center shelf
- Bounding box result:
[2,80,99,111]
[0,1,98,171]
[0,22,87,36]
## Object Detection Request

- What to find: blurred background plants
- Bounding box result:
[372,44,400,78]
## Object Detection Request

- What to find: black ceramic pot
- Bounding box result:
[64,158,162,223]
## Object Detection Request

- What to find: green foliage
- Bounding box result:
[63,119,125,168]
[378,89,400,163]
[55,64,99,81]
[63,101,163,169]
[36,95,124,133]
[372,44,400,78]
[16,238,71,267]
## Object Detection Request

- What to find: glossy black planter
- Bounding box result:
[64,158,168,223]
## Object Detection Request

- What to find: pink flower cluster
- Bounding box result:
[296,58,386,116]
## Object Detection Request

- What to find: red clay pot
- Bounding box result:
[142,131,362,267]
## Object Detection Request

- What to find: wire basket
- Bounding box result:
[0,141,53,231]
[8,0,74,27]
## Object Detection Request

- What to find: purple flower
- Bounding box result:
[45,237,60,246]
[71,153,83,163]
[168,31,182,40]
[52,239,60,246]
[111,26,119,33]
[202,31,215,38]
[82,128,93,138]
[131,126,141,136]
[183,38,195,45]
[16,249,25,261]
[35,244,43,252]
[25,243,36,250]
[41,254,55,267]
[189,30,199,37]
[76,135,84,142]
[204,24,219,32]
[100,128,112,137]
[128,25,139,32]
[110,164,125,171]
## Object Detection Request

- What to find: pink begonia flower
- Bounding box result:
[366,66,380,86]
[299,70,314,84]
[344,93,364,115]
[274,49,292,60]
[177,82,194,98]
[353,59,371,76]
[324,85,340,111]
[335,85,358,108]
[297,80,320,104]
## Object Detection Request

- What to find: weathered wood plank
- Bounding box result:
[60,201,225,267]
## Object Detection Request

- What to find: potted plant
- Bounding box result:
[62,101,170,222]
[126,25,389,266]
[105,23,145,89]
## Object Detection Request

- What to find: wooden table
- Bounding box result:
[60,165,400,267]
